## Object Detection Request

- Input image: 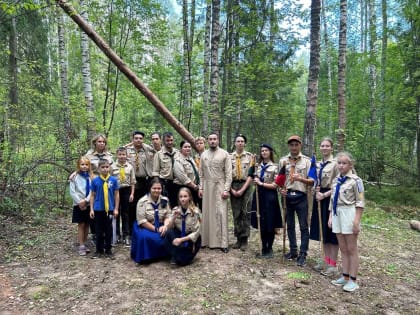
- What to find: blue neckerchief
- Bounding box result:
[318,161,330,187]
[260,163,269,182]
[79,171,90,197]
[181,207,188,247]
[333,176,347,216]
[152,201,160,230]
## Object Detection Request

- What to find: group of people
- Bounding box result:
[69,131,365,292]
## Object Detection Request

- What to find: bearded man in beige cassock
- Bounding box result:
[198,132,232,253]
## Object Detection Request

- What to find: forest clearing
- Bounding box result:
[0,202,418,315]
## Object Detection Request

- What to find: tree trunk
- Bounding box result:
[210,0,221,137]
[7,16,18,149]
[80,0,96,144]
[337,0,347,151]
[303,0,321,157]
[182,0,192,128]
[57,10,72,162]
[321,0,334,134]
[56,0,197,149]
[202,1,211,136]
[380,0,387,141]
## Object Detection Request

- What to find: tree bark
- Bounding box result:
[303,0,321,157]
[57,10,72,162]
[202,0,211,136]
[337,0,347,151]
[210,0,221,138]
[56,0,197,149]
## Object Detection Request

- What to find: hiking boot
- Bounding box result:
[91,251,104,259]
[170,257,177,265]
[321,266,338,277]
[263,249,274,259]
[331,276,348,286]
[343,280,359,292]
[313,260,324,272]
[240,238,248,251]
[105,250,115,260]
[284,251,298,260]
[232,238,242,249]
[78,245,87,256]
[296,254,307,267]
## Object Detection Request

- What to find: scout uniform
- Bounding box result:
[230,150,253,249]
[131,194,171,263]
[329,171,365,234]
[280,152,312,262]
[165,205,201,266]
[152,146,179,207]
[85,150,114,175]
[251,157,282,257]
[126,143,154,236]
[111,162,136,241]
[173,154,200,205]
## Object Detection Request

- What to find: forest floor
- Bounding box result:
[0,201,419,315]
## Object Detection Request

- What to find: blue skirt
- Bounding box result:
[130,221,170,263]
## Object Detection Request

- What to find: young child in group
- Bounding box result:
[90,159,120,258]
[111,147,136,246]
[328,152,365,292]
[69,156,94,256]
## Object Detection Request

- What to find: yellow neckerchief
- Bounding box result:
[100,174,110,214]
[118,163,126,182]
[235,152,243,180]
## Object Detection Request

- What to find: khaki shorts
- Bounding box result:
[332,205,359,234]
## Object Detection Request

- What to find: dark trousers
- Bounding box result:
[160,179,177,208]
[286,195,309,255]
[119,187,131,238]
[128,177,148,236]
[94,211,113,253]
[164,229,201,266]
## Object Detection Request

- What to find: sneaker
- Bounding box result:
[284,251,298,260]
[170,257,177,265]
[84,245,91,253]
[343,280,359,292]
[78,245,87,256]
[321,266,338,277]
[296,254,307,267]
[331,276,348,286]
[124,237,131,247]
[313,261,324,272]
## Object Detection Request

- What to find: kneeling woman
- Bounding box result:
[131,178,172,263]
[165,187,201,266]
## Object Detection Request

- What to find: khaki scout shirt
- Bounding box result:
[329,172,365,210]
[85,150,114,175]
[136,194,172,225]
[126,143,154,178]
[111,162,136,188]
[318,155,339,189]
[152,147,179,180]
[279,152,312,193]
[171,206,201,242]
[255,161,278,185]
[146,146,160,177]
[173,155,199,186]
[230,151,253,182]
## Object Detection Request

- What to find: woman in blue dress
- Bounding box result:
[131,178,172,263]
[251,144,282,258]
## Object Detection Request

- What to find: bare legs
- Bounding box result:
[336,233,359,279]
